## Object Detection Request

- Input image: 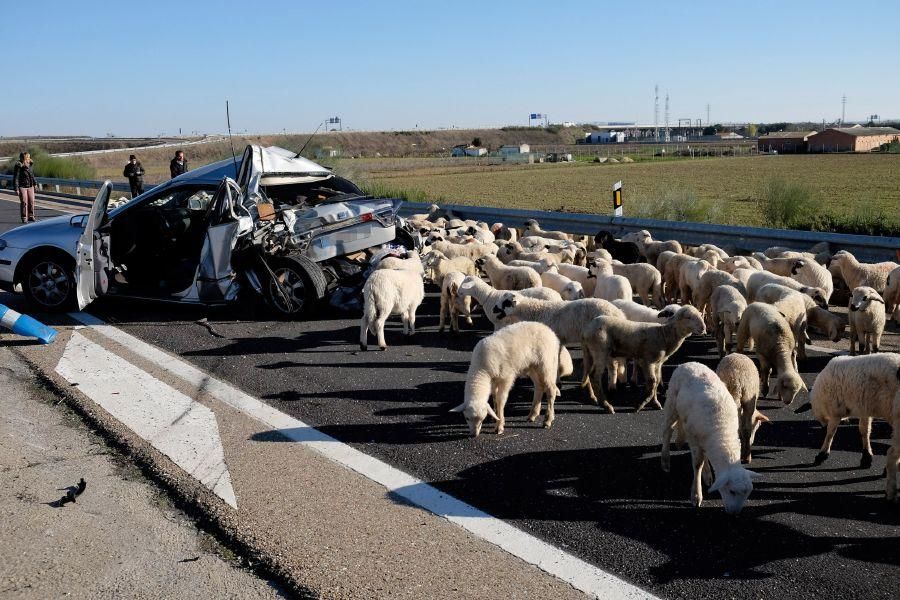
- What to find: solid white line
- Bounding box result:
[805,344,844,356]
[68,311,657,600]
[55,330,237,508]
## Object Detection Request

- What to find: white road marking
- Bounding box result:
[805,344,844,356]
[55,331,237,508]
[69,311,656,600]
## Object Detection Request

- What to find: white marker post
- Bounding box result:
[612,180,623,217]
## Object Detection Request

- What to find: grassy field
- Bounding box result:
[349,154,900,228]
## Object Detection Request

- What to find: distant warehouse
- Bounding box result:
[758,131,816,154]
[807,126,900,153]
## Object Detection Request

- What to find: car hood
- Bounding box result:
[1,214,83,247]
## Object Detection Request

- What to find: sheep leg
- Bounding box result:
[526,371,543,424]
[407,308,417,337]
[359,316,370,351]
[715,318,726,359]
[739,397,758,464]
[375,315,389,350]
[438,294,448,333]
[849,321,858,355]
[580,344,598,405]
[450,304,460,333]
[635,360,661,412]
[887,441,899,502]
[660,410,678,473]
[858,417,873,469]
[690,447,707,507]
[798,320,808,360]
[814,419,840,465]
[701,461,713,487]
[759,357,773,399]
[872,329,882,353]
[493,380,513,435]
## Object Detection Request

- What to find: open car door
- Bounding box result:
[75,181,113,310]
[196,177,252,303]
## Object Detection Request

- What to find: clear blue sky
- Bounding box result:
[4,0,898,136]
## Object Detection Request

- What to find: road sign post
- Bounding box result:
[612,181,623,217]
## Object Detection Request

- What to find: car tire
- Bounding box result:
[263,254,327,319]
[394,227,420,251]
[20,252,77,312]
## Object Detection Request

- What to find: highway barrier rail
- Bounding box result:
[1,175,896,262]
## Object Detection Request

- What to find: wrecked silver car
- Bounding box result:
[0,145,419,317]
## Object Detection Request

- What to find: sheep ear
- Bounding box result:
[486,404,499,421]
[459,279,475,290]
[708,477,725,493]
[449,402,466,413]
[801,380,809,392]
[746,469,762,481]
[754,412,770,424]
[869,296,884,304]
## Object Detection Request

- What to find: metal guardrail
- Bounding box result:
[0,174,896,262]
[398,201,900,262]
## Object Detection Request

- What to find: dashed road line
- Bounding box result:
[69,311,658,600]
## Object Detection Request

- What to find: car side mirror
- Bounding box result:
[69,215,86,228]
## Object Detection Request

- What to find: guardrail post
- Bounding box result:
[38,183,43,192]
[76,186,81,196]
[55,184,60,193]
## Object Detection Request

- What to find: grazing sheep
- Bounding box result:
[612,299,679,323]
[594,231,641,264]
[710,285,748,358]
[755,283,813,361]
[883,266,900,324]
[376,249,424,274]
[430,240,499,261]
[753,252,798,277]
[492,293,625,346]
[497,241,571,265]
[541,268,585,300]
[722,255,763,273]
[611,260,664,307]
[806,306,846,342]
[507,257,557,273]
[848,286,886,355]
[589,260,633,302]
[449,321,574,435]
[359,269,425,351]
[491,223,518,243]
[587,248,613,263]
[694,270,746,321]
[828,250,898,293]
[621,230,683,267]
[438,272,473,334]
[521,218,571,241]
[661,362,758,513]
[716,354,768,463]
[457,276,561,328]
[477,254,542,291]
[809,353,900,478]
[746,270,828,309]
[678,258,713,305]
[735,303,808,405]
[790,258,834,302]
[662,253,695,303]
[556,263,595,296]
[422,250,478,284]
[581,305,706,413]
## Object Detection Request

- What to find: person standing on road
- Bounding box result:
[12,152,37,223]
[123,154,145,198]
[169,150,188,179]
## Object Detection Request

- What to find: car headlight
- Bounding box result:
[0,239,7,251]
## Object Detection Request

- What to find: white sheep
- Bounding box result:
[375,249,424,274]
[611,260,664,307]
[746,270,828,309]
[848,286,886,355]
[789,258,834,303]
[809,353,900,481]
[589,260,633,302]
[829,250,898,293]
[612,299,679,323]
[581,305,706,413]
[709,285,748,358]
[678,258,713,305]
[661,362,758,513]
[621,230,683,267]
[492,293,625,345]
[556,263,595,296]
[438,272,473,334]
[662,253,695,303]
[722,255,763,273]
[477,254,542,290]
[753,252,798,277]
[883,266,900,324]
[457,276,560,329]
[359,269,425,351]
[430,240,499,261]
[716,354,768,463]
[506,257,557,273]
[521,218,571,241]
[421,249,478,284]
[755,283,813,361]
[449,321,573,435]
[541,268,585,300]
[693,270,745,322]
[735,302,808,405]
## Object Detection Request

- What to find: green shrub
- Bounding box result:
[630,188,724,223]
[358,181,436,203]
[791,207,900,237]
[756,177,817,229]
[1,147,96,180]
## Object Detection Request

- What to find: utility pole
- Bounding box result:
[841,94,846,125]
[654,84,660,142]
[664,92,670,142]
[706,103,710,129]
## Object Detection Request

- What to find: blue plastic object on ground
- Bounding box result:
[0,304,58,344]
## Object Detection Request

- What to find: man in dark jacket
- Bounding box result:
[123,154,145,198]
[169,150,188,179]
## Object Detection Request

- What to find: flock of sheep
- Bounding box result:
[357,207,900,513]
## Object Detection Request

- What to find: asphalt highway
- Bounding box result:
[78,289,900,600]
[1,203,898,599]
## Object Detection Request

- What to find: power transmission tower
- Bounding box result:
[664,92,670,142]
[841,94,846,125]
[706,103,710,128]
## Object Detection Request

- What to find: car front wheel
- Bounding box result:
[21,254,77,312]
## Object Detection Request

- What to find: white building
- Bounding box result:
[451,144,487,157]
[585,131,625,144]
[498,143,530,156]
